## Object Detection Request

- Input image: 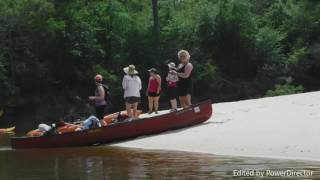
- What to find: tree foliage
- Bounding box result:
[1,0,320,121]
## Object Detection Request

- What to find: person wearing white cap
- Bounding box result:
[122,65,142,119]
[166,62,179,111]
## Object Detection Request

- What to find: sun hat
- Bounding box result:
[123,64,138,75]
[148,68,157,73]
[167,62,176,70]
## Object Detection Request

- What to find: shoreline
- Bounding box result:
[113,146,320,162]
[114,91,320,162]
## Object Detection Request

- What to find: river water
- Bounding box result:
[1,134,320,179]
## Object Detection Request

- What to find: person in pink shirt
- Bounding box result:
[147,68,161,114]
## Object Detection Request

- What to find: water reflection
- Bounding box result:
[1,147,217,179]
[0,137,320,179]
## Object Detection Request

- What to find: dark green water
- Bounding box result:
[1,134,320,180]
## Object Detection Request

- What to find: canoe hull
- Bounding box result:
[11,100,213,149]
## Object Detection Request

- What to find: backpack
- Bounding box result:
[102,84,111,104]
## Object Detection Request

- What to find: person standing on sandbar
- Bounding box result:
[122,65,142,120]
[173,50,193,108]
[147,68,161,114]
[166,62,178,111]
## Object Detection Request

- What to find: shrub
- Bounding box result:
[265,83,304,97]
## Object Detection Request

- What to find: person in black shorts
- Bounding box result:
[166,62,179,111]
[122,65,142,119]
[147,68,161,114]
[173,50,193,108]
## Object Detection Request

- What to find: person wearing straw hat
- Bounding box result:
[122,65,142,119]
[166,62,179,112]
[147,68,161,114]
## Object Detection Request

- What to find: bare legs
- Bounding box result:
[126,102,139,119]
[179,96,186,108]
[179,94,191,108]
[148,96,154,113]
[154,96,159,112]
[148,96,160,113]
[170,98,177,110]
[125,102,133,118]
[132,102,138,118]
[186,94,192,107]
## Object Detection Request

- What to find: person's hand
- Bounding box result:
[88,96,95,101]
[171,70,177,75]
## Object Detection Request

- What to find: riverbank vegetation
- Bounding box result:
[0,0,319,123]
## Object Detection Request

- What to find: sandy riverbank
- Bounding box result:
[114,92,320,161]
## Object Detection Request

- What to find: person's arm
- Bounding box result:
[147,77,150,91]
[146,77,150,95]
[177,63,193,78]
[174,74,179,82]
[156,75,161,93]
[122,76,127,90]
[138,76,142,90]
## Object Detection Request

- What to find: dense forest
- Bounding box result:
[0,0,320,126]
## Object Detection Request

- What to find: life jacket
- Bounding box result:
[57,124,80,134]
[27,129,44,137]
[102,110,142,125]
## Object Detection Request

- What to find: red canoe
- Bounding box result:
[11,100,213,149]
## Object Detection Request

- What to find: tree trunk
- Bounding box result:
[151,0,160,45]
